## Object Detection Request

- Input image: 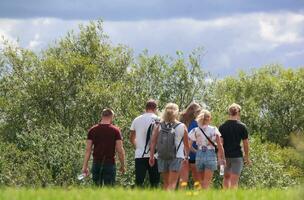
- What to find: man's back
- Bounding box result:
[88,124,122,164]
[130,113,158,158]
[219,120,248,158]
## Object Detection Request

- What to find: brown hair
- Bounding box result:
[162,103,179,123]
[180,102,202,128]
[145,99,157,111]
[228,103,241,116]
[101,108,114,118]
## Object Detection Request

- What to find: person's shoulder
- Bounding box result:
[208,125,218,130]
[176,121,186,130]
[190,120,198,126]
[109,124,121,132]
[133,114,144,122]
[190,126,198,132]
[237,121,247,128]
[88,124,100,132]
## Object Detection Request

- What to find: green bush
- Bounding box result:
[240,137,303,188]
[0,124,86,186]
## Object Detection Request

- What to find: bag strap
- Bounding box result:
[174,123,183,152]
[141,123,154,157]
[199,127,217,149]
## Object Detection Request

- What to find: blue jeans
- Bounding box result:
[92,162,116,186]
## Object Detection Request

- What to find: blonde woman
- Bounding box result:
[188,110,225,189]
[149,103,190,190]
[179,102,202,187]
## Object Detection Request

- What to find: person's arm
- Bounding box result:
[216,135,225,164]
[149,124,160,166]
[243,139,251,165]
[129,130,136,149]
[115,140,126,174]
[82,140,93,175]
[183,127,190,159]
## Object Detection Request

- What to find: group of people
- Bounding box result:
[81,100,250,190]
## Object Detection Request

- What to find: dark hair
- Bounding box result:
[145,99,157,110]
[101,108,114,117]
[179,102,202,128]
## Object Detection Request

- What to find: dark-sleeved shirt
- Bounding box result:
[219,120,248,158]
[188,120,198,161]
[87,123,122,164]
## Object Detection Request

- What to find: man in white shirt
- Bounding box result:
[130,100,160,187]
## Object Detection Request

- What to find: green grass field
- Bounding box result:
[0,188,302,200]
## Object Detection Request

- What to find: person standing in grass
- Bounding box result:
[188,110,225,189]
[149,103,190,190]
[179,102,202,188]
[130,100,160,188]
[219,103,250,189]
[82,108,126,187]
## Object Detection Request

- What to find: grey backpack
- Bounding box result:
[157,122,182,160]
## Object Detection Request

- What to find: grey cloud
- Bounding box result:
[0,0,303,20]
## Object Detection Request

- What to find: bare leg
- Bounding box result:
[223,172,231,189]
[230,173,240,189]
[179,160,189,188]
[168,171,180,190]
[161,172,169,190]
[190,163,201,183]
[201,169,213,189]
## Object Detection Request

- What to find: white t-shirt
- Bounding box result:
[130,113,159,158]
[157,122,186,159]
[188,125,221,150]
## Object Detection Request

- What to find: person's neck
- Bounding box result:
[100,119,111,124]
[145,110,155,114]
[229,116,239,120]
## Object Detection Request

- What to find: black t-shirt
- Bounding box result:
[219,120,248,158]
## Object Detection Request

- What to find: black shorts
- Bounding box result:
[189,159,195,164]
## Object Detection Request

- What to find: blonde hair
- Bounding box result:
[228,103,241,116]
[180,102,202,128]
[162,103,179,123]
[196,109,211,126]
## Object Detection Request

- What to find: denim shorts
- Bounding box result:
[157,158,183,173]
[195,149,217,171]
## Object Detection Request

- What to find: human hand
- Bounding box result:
[82,167,89,176]
[244,156,251,166]
[120,165,126,174]
[149,156,155,167]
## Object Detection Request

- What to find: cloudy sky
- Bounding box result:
[0,0,303,76]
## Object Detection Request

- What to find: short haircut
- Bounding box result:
[145,99,157,110]
[228,103,241,116]
[101,108,114,117]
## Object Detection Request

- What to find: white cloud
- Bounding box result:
[258,13,304,45]
[0,11,303,76]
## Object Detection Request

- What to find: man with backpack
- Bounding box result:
[130,100,160,187]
